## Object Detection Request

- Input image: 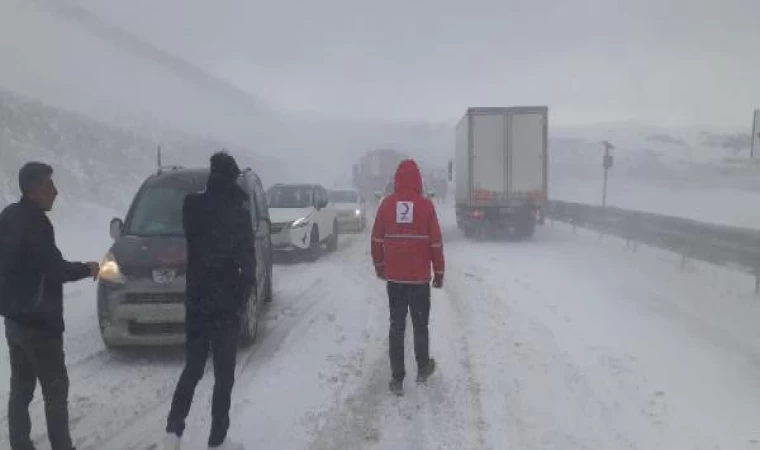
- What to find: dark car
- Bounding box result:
[97,166,273,348]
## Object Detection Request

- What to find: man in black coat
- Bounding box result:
[165,152,256,450]
[0,162,99,450]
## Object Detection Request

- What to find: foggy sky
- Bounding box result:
[1,0,757,129]
[76,0,759,127]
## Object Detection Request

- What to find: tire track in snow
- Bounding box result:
[306,252,489,449]
[90,234,365,450]
[442,229,728,449]
[0,235,361,450]
[219,232,387,449]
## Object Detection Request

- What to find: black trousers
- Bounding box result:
[5,320,73,450]
[166,325,239,447]
[387,282,431,382]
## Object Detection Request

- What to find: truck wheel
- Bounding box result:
[518,221,536,239]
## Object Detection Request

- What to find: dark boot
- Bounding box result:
[389,379,404,397]
[416,358,436,383]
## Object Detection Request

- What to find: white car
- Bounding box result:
[329,188,367,232]
[267,184,338,259]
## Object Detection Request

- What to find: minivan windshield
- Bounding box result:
[329,190,358,203]
[124,175,208,236]
[268,186,314,209]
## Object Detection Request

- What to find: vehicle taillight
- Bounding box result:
[471,209,484,219]
[527,190,547,202]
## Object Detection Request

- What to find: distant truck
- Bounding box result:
[352,149,408,203]
[451,106,548,238]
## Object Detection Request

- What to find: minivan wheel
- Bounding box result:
[101,334,116,351]
[240,292,259,347]
[263,265,273,303]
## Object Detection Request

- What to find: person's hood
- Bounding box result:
[269,207,315,224]
[394,159,423,195]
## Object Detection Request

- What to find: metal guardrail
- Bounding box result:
[546,200,760,293]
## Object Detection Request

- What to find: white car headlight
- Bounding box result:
[290,216,311,228]
[355,209,361,216]
[99,252,125,284]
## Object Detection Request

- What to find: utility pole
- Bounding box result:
[752,109,760,159]
[601,141,615,208]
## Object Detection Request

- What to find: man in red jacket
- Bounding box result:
[371,159,445,396]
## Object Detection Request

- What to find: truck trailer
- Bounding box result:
[452,106,548,238]
[352,148,407,203]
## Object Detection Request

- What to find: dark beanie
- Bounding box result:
[209,151,241,180]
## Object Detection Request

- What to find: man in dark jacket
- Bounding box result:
[165,152,255,450]
[0,162,99,450]
[371,159,445,396]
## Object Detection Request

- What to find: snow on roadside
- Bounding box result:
[5,202,760,449]
[440,212,760,449]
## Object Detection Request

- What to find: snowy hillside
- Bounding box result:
[550,124,759,185]
[544,123,760,228]
[0,88,275,212]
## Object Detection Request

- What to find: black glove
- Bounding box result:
[432,273,444,289]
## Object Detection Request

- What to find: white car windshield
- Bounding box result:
[268,185,314,208]
[329,190,358,203]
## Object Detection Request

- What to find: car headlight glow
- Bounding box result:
[355,209,361,216]
[290,216,311,228]
[99,252,125,284]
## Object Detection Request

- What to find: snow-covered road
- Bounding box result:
[2,207,760,449]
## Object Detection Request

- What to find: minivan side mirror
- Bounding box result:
[109,218,124,240]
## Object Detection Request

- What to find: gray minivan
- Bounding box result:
[97,166,273,348]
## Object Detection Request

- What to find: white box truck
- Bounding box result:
[451,106,548,238]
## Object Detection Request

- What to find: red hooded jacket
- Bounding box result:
[371,160,445,284]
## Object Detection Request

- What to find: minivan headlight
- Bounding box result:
[99,252,125,284]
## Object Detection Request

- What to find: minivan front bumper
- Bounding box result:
[98,277,187,347]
